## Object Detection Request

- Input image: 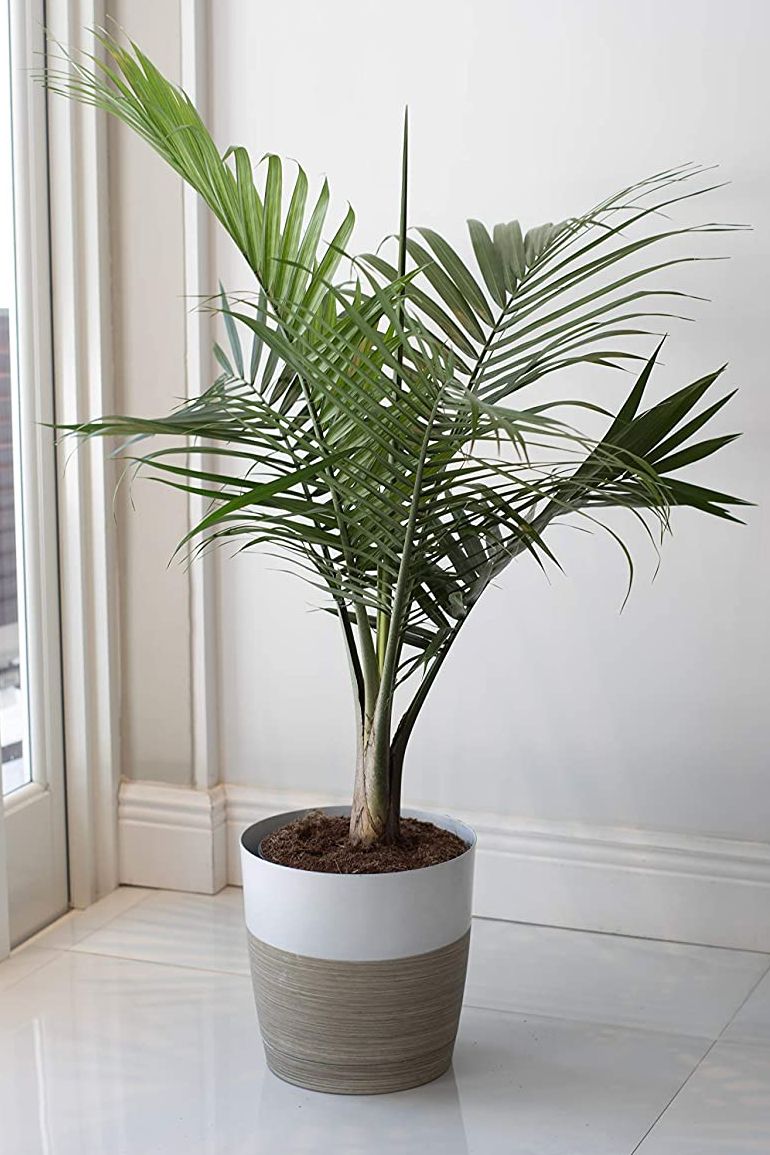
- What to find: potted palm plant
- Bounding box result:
[48,34,746,1094]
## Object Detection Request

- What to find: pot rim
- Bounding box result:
[241,804,477,879]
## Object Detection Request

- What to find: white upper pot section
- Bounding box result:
[240,806,476,962]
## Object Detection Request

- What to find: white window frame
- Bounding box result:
[0,0,121,953]
[1,0,68,945]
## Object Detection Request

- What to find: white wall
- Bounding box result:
[206,0,769,843]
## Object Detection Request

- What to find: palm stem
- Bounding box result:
[376,108,409,675]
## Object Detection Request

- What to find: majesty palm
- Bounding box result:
[48,34,746,847]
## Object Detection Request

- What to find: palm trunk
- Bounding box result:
[349,731,405,846]
[349,714,393,846]
[384,743,404,842]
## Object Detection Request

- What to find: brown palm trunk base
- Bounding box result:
[248,930,471,1094]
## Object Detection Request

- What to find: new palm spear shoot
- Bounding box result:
[47,35,747,847]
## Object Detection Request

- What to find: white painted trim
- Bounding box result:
[2,0,69,942]
[118,780,226,894]
[469,813,770,953]
[0,801,8,959]
[180,0,219,791]
[4,783,67,944]
[46,6,120,907]
[2,779,45,816]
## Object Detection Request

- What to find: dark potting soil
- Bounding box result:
[260,811,468,874]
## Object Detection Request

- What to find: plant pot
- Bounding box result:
[240,805,476,1095]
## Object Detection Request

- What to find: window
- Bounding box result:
[0,0,67,948]
[0,0,25,796]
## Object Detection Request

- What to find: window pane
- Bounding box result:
[0,5,27,796]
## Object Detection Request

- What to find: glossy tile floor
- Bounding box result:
[2,889,770,1154]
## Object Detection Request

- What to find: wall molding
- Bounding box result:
[119,780,226,894]
[119,780,770,951]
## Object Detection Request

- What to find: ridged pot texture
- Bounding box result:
[240,807,476,1094]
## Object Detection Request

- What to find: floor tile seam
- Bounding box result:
[473,915,770,957]
[61,890,158,951]
[8,940,732,1047]
[14,889,154,955]
[0,949,70,995]
[64,944,254,981]
[628,954,770,1153]
[462,997,719,1044]
[714,953,770,1037]
[60,939,765,1045]
[627,1034,719,1155]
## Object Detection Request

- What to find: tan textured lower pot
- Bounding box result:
[240,805,476,1095]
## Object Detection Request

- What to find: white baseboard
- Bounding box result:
[119,780,770,951]
[118,781,227,894]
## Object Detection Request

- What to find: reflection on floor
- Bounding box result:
[1,886,769,1153]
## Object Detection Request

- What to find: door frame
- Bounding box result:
[0,0,120,952]
[2,0,67,945]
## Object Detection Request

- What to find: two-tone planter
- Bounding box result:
[241,805,476,1095]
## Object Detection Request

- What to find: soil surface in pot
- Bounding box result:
[260,812,468,874]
